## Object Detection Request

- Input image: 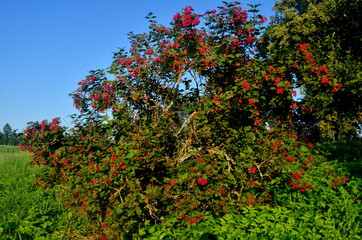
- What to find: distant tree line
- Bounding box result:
[0,123,23,146]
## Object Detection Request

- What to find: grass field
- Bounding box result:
[0,145,67,240]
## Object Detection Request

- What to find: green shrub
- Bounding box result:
[20,1,361,239]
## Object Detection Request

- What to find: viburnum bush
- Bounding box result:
[21,2,345,238]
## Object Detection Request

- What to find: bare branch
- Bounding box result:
[164,101,174,112]
[176,111,197,136]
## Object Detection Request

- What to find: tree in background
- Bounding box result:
[261,0,362,141]
[0,123,23,145]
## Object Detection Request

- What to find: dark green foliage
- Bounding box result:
[316,139,362,178]
[144,149,362,239]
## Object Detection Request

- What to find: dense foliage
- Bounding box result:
[20,1,361,238]
[2,144,361,239]
[262,0,362,141]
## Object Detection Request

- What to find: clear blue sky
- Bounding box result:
[0,0,275,132]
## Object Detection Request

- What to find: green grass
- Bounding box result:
[0,146,67,240]
[0,145,23,155]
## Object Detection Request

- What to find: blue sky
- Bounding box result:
[0,0,275,132]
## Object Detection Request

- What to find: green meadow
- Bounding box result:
[0,146,67,240]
